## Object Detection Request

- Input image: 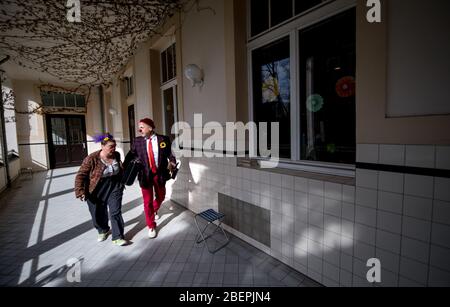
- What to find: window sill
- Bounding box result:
[237,158,355,186]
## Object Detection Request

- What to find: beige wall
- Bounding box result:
[181,0,228,126]
[356,0,450,145]
[13,80,49,170]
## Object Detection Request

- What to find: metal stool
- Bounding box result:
[194,209,230,253]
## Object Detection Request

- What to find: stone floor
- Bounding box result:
[0,167,321,287]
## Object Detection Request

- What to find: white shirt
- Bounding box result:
[100,159,120,178]
[146,134,159,167]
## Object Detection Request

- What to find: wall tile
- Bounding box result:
[404,174,434,198]
[354,242,376,262]
[378,269,399,287]
[431,223,450,249]
[357,144,379,164]
[323,262,340,283]
[294,191,308,209]
[324,198,342,218]
[400,257,428,285]
[377,211,402,234]
[354,223,376,246]
[324,182,342,201]
[324,249,340,267]
[294,177,308,192]
[340,269,353,287]
[356,187,378,209]
[282,175,294,190]
[342,202,355,221]
[378,171,404,194]
[376,230,401,254]
[436,146,450,170]
[356,169,378,189]
[376,248,400,274]
[402,217,432,243]
[343,185,355,203]
[379,144,405,166]
[405,145,435,168]
[308,194,324,213]
[428,267,450,287]
[355,205,377,227]
[340,253,354,272]
[429,244,450,272]
[401,237,430,264]
[378,191,403,214]
[309,180,324,197]
[403,195,433,220]
[433,200,450,225]
[434,177,450,202]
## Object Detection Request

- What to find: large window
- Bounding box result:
[299,8,356,164]
[250,2,356,167]
[252,36,291,159]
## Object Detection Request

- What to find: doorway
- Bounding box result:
[46,115,88,169]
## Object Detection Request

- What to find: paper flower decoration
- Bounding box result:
[336,76,355,98]
[306,94,324,113]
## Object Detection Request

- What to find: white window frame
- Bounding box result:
[160,80,179,136]
[247,0,356,177]
[160,43,177,86]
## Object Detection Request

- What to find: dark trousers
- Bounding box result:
[87,186,125,241]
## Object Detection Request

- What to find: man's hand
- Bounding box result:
[79,194,86,202]
[168,162,177,172]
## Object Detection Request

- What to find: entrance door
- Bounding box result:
[47,115,88,169]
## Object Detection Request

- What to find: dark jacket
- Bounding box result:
[74,151,123,199]
[124,134,176,188]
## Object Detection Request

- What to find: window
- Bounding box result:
[252,36,291,159]
[124,76,134,97]
[299,9,356,164]
[250,0,325,37]
[250,2,356,166]
[41,91,86,109]
[161,43,177,84]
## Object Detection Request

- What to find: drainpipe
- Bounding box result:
[0,55,11,188]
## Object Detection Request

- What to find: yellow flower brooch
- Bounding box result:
[160,142,167,149]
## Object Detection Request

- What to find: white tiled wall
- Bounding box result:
[171,144,450,287]
[355,144,450,287]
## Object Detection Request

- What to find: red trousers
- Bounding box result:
[141,175,166,229]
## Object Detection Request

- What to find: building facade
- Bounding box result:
[1,0,450,287]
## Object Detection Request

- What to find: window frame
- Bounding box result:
[247,0,356,177]
[41,91,87,109]
[160,43,177,86]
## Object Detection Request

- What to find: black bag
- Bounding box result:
[121,159,142,186]
[170,162,180,180]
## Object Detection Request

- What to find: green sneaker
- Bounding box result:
[97,233,108,242]
[112,239,127,246]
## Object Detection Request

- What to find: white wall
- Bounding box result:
[8,158,20,181]
[13,80,49,171]
[181,0,227,126]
